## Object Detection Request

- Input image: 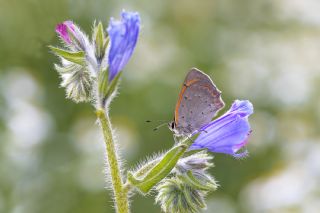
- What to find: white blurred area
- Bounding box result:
[223,0,320,212]
[241,140,320,213]
[278,0,320,26]
[0,69,54,212]
[1,69,53,168]
[227,35,320,108]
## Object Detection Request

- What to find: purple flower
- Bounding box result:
[107,11,140,81]
[56,21,75,44]
[55,21,89,52]
[190,100,253,158]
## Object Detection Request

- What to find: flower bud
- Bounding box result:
[175,150,213,174]
[56,21,74,44]
[93,22,108,62]
[107,11,140,81]
[56,20,90,51]
[178,170,218,191]
[52,20,97,103]
[156,177,207,213]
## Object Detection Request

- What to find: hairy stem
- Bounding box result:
[96,109,129,213]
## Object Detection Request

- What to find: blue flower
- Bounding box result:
[107,11,140,81]
[190,100,253,158]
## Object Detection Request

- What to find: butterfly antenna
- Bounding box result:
[153,122,169,131]
[145,119,169,123]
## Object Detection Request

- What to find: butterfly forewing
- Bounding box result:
[174,68,224,135]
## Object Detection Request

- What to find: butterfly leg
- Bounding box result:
[199,129,208,134]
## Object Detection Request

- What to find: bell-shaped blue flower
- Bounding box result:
[190,100,253,158]
[107,11,140,81]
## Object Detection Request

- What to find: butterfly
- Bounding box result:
[169,68,225,137]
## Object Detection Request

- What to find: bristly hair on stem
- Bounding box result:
[96,109,129,213]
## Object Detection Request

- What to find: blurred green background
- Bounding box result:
[1,0,320,212]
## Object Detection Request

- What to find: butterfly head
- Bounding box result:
[168,119,189,137]
[168,120,176,132]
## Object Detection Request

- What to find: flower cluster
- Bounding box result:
[51,11,140,106]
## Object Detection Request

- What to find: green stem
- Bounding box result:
[96,109,129,213]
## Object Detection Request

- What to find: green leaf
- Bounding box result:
[98,68,109,98]
[179,171,218,191]
[61,67,92,103]
[103,37,110,54]
[54,64,79,74]
[98,69,122,107]
[134,158,160,178]
[127,144,187,193]
[94,22,106,59]
[183,185,206,210]
[104,72,122,101]
[49,46,85,65]
[182,148,207,158]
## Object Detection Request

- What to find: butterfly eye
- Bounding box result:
[170,121,175,129]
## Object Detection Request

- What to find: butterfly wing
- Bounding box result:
[174,68,224,135]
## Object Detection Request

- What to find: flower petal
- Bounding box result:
[228,99,253,117]
[190,100,253,157]
[107,11,140,81]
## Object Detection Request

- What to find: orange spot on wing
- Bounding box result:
[174,78,199,125]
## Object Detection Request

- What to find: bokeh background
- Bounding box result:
[1,0,320,212]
